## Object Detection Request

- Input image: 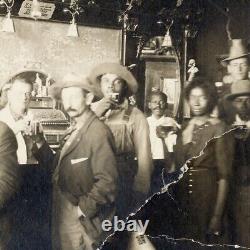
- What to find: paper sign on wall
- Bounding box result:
[18,0,55,20]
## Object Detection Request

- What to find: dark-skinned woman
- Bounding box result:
[173,77,234,243]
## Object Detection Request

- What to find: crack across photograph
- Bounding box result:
[0,0,250,250]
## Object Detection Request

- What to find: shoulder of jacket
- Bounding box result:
[0,120,12,132]
[0,121,15,140]
[88,117,111,136]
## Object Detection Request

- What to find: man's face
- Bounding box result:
[232,95,250,121]
[188,87,209,117]
[8,80,32,116]
[148,94,167,118]
[100,73,127,98]
[61,87,88,119]
[228,57,249,81]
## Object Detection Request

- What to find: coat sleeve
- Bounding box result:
[215,123,234,180]
[0,122,20,209]
[132,109,153,195]
[78,126,118,218]
[32,142,56,173]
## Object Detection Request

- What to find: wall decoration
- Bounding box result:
[0,17,121,85]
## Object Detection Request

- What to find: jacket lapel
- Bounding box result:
[53,110,97,182]
[61,111,96,159]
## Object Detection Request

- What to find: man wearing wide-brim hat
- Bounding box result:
[34,72,118,250]
[225,79,250,247]
[225,79,250,123]
[89,62,153,218]
[221,39,250,83]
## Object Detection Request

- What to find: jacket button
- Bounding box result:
[189,191,193,194]
[189,184,193,187]
[189,179,193,182]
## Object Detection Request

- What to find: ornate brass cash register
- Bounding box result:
[27,103,70,149]
[26,71,70,149]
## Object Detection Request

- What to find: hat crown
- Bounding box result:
[228,39,249,59]
[231,79,250,95]
[89,62,138,95]
[62,72,83,84]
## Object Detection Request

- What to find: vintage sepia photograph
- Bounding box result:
[0,0,250,249]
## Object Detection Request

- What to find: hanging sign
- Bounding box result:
[18,0,55,20]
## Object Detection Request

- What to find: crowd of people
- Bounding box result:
[0,38,249,250]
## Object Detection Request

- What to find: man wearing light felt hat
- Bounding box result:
[219,40,250,124]
[89,62,153,218]
[221,39,250,83]
[34,72,118,250]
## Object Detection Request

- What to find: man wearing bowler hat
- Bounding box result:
[89,63,153,218]
[225,80,250,247]
[33,73,118,250]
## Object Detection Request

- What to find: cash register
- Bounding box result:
[27,72,70,149]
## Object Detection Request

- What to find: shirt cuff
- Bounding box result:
[77,206,86,218]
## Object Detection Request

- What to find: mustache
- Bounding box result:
[65,108,77,112]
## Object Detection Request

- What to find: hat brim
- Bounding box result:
[224,91,250,100]
[221,53,250,67]
[0,69,53,92]
[89,63,138,97]
[49,78,102,100]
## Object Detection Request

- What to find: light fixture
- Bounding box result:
[63,5,82,37]
[162,30,172,47]
[31,0,42,20]
[67,16,78,37]
[0,0,15,32]
[2,10,15,32]
[161,20,173,47]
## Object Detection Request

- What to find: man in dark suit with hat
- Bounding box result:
[224,80,250,247]
[33,73,118,250]
[89,63,153,218]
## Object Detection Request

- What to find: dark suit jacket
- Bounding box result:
[0,121,20,247]
[34,109,118,244]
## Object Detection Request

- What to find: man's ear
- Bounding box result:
[86,92,94,105]
[227,64,232,74]
[148,102,152,110]
[6,87,12,101]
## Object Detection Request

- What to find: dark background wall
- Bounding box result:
[194,1,250,82]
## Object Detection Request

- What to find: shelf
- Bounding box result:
[140,54,177,62]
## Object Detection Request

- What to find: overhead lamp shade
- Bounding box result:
[67,18,79,37]
[162,30,172,47]
[2,12,15,33]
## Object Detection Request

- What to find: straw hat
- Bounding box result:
[225,79,250,100]
[50,72,101,100]
[221,39,250,67]
[89,62,138,96]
